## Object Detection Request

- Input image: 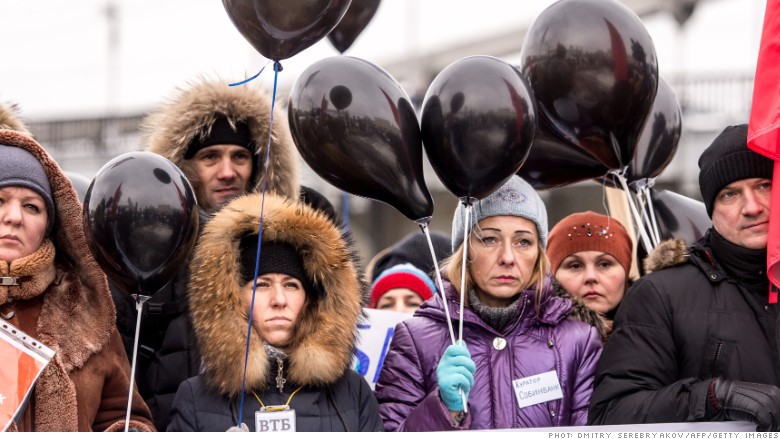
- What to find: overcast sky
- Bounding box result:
[0,0,766,120]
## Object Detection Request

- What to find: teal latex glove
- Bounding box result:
[436,343,475,412]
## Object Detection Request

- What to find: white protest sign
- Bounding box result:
[354,308,410,389]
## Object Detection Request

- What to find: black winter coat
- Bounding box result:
[588,233,780,425]
[167,369,383,432]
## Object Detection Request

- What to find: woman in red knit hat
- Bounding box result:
[547,211,633,340]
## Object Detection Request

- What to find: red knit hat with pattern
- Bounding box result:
[547,211,633,275]
[369,264,437,308]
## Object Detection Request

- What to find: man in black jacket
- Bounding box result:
[588,124,780,431]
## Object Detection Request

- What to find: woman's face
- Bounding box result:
[0,186,48,263]
[242,273,307,348]
[468,215,539,308]
[375,288,423,314]
[554,251,627,315]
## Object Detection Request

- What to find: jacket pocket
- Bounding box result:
[700,336,733,379]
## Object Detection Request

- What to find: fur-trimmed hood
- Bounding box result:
[0,102,31,135]
[142,77,300,203]
[643,239,689,274]
[188,193,364,397]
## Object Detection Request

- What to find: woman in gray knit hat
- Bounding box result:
[375,175,603,431]
[0,108,154,431]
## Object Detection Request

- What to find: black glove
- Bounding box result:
[707,379,780,431]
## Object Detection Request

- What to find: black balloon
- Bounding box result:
[650,188,711,244]
[288,56,434,222]
[222,0,351,61]
[627,78,682,182]
[328,0,381,53]
[83,152,199,296]
[421,56,537,201]
[520,0,658,170]
[519,119,608,190]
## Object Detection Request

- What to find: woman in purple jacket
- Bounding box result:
[374,176,603,431]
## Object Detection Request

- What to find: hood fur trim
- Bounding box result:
[0,102,31,135]
[643,239,688,274]
[142,77,300,201]
[188,193,363,396]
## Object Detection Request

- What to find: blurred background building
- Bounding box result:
[3,0,764,263]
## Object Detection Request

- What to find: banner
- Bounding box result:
[748,0,780,298]
[354,308,410,389]
[0,319,54,432]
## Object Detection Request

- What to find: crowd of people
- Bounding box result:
[1,79,779,432]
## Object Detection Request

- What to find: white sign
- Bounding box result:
[354,308,411,389]
[513,370,564,409]
[255,409,296,432]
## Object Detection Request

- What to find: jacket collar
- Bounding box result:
[415,276,570,335]
[643,230,728,284]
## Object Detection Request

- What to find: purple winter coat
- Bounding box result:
[374,278,602,431]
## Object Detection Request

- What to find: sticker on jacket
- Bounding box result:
[255,408,296,432]
[512,370,563,409]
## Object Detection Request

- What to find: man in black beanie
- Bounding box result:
[589,124,780,431]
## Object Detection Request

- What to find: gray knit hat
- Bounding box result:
[0,144,55,231]
[451,175,548,251]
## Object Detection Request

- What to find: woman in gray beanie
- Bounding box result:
[0,109,154,431]
[375,175,603,431]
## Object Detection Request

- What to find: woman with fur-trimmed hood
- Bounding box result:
[112,77,301,430]
[167,192,383,432]
[0,107,154,431]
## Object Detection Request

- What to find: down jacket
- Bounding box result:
[588,232,780,425]
[374,277,602,431]
[167,193,382,432]
[112,78,301,429]
[0,112,153,431]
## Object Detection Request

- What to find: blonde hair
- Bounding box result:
[443,231,551,311]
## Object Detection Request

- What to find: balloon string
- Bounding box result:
[229,61,272,87]
[457,202,470,413]
[644,185,662,245]
[418,222,456,345]
[237,62,281,428]
[612,170,654,253]
[633,185,656,247]
[125,294,151,432]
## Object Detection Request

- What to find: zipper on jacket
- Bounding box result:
[711,341,723,376]
[276,358,286,393]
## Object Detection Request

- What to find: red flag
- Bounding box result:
[748,0,780,302]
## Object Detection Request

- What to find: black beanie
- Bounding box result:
[239,237,320,299]
[698,124,773,217]
[184,115,253,159]
[371,230,451,282]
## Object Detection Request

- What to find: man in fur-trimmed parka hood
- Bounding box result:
[167,192,382,432]
[589,124,780,431]
[143,77,300,209]
[113,78,302,430]
[0,105,154,431]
